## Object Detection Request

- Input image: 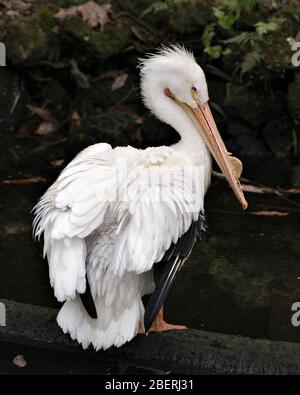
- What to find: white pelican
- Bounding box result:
[33,45,247,350]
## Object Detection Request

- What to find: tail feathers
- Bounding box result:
[57,297,144,350]
[57,298,93,349]
[48,236,86,302]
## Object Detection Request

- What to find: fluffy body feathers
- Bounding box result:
[33,46,212,349]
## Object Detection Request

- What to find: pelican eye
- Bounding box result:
[191,86,198,101]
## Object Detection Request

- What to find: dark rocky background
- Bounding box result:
[0,0,299,176]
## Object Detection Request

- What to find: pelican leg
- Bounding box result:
[138,307,187,334]
[148,307,187,332]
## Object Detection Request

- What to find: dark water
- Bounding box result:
[0,154,300,343]
[0,341,171,375]
[0,341,215,375]
[167,158,300,343]
[0,341,118,375]
[167,189,300,342]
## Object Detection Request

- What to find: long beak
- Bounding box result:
[191,102,247,209]
[176,99,247,210]
[164,89,247,209]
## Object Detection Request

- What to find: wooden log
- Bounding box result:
[1,299,300,375]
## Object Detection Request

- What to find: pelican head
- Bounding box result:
[139,45,247,210]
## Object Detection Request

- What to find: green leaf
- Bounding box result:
[222,0,259,18]
[222,48,232,56]
[224,32,254,46]
[255,17,286,37]
[240,0,260,13]
[241,51,262,74]
[204,45,223,59]
[141,0,188,17]
[213,7,236,30]
[202,25,214,48]
[141,2,169,17]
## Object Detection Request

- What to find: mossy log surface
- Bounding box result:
[1,299,300,375]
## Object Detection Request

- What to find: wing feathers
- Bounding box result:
[144,214,205,332]
[144,256,182,333]
[33,144,207,309]
[79,274,98,319]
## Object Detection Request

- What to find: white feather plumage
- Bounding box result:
[33,45,212,350]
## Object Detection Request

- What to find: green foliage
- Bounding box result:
[213,7,235,30]
[222,0,260,17]
[61,16,131,63]
[205,45,223,59]
[201,0,287,75]
[202,24,214,48]
[202,0,260,61]
[141,2,169,16]
[202,24,224,59]
[5,6,56,65]
[226,17,285,73]
[141,0,188,17]
[280,3,300,23]
[224,32,254,46]
[240,51,262,75]
[255,17,286,37]
[212,0,260,31]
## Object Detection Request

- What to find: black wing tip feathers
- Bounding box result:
[144,214,206,331]
[144,257,182,331]
[144,319,152,334]
[80,294,98,319]
[79,275,98,320]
